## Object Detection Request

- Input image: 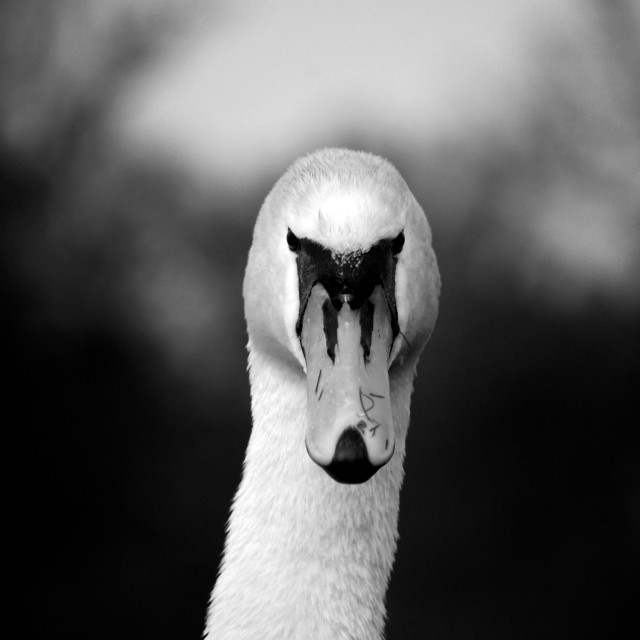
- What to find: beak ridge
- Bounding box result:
[301,284,395,483]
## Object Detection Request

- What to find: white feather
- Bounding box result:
[205,148,440,640]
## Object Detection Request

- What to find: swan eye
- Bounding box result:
[287,228,301,252]
[391,230,405,254]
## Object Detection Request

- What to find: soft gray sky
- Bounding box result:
[110,0,639,308]
[115,0,562,187]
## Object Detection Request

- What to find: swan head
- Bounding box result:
[244,148,440,484]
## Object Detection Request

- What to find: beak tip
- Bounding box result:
[307,427,393,484]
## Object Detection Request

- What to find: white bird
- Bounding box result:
[205,148,440,640]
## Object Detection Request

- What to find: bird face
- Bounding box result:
[244,149,439,483]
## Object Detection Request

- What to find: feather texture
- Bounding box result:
[205,148,439,639]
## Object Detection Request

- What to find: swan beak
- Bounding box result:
[301,283,395,484]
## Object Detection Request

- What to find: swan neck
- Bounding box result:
[206,347,415,640]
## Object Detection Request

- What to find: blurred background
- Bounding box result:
[4,0,639,638]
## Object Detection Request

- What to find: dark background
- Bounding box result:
[5,1,639,638]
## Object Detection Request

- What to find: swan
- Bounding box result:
[205,148,440,640]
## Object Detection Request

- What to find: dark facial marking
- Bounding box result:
[293,233,402,343]
[359,299,374,362]
[322,298,338,363]
[287,228,301,252]
[391,230,405,254]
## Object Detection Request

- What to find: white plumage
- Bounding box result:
[205,148,440,639]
